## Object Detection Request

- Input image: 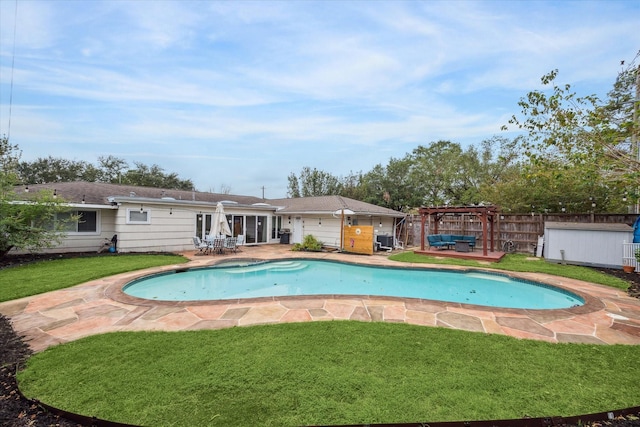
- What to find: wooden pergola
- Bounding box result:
[418,205,500,256]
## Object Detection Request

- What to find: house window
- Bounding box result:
[55,210,99,233]
[127,208,151,224]
[77,211,98,232]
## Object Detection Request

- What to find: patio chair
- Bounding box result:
[209,237,225,255]
[193,237,209,255]
[224,237,238,253]
[236,235,245,247]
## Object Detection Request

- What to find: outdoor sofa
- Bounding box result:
[427,234,476,250]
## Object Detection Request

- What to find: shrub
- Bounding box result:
[291,234,323,252]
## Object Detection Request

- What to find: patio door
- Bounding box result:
[292,217,303,244]
[231,215,244,238]
[245,215,268,244]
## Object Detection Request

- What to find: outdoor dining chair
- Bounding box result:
[193,237,209,255]
[224,237,238,253]
[208,237,225,254]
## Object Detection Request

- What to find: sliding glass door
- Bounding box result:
[245,215,268,244]
[197,213,268,244]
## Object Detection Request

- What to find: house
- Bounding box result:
[12,182,405,254]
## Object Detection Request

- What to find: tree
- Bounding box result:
[357,164,387,206]
[598,60,640,185]
[0,137,72,258]
[481,158,619,213]
[119,162,193,190]
[285,139,523,212]
[504,59,640,210]
[335,170,366,201]
[286,172,301,198]
[287,167,342,197]
[17,155,194,190]
[17,156,98,183]
[358,157,418,211]
[96,155,129,183]
[407,141,478,206]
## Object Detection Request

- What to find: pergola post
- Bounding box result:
[420,212,426,251]
[481,212,488,256]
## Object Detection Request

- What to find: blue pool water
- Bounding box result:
[123,260,584,309]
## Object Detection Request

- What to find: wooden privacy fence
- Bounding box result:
[405,213,638,254]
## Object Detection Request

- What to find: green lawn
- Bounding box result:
[389,252,631,290]
[0,254,188,302]
[18,322,640,426]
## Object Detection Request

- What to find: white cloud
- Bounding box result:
[1,0,638,197]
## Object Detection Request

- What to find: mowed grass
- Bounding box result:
[18,322,640,427]
[0,254,188,302]
[390,252,631,290]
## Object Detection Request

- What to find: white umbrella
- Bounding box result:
[209,202,232,237]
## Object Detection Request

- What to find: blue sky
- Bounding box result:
[1,1,638,198]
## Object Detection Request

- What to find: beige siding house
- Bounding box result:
[13,182,405,254]
[269,196,404,248]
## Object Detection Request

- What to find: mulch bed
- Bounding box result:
[1,253,639,427]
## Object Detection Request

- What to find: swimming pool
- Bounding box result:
[123,260,584,310]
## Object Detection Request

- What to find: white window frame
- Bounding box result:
[126,208,151,224]
[55,210,101,235]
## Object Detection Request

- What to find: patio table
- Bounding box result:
[454,240,471,252]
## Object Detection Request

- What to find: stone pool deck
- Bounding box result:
[1,244,639,352]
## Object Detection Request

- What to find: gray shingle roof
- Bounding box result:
[14,182,405,217]
[269,195,404,217]
[15,182,265,206]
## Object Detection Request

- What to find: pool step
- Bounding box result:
[224,261,308,274]
[464,272,512,283]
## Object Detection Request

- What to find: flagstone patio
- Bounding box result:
[1,244,639,353]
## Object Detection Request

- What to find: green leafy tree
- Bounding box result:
[336,170,366,201]
[357,157,418,211]
[120,162,194,190]
[407,141,478,206]
[287,167,342,197]
[483,159,617,213]
[96,155,129,183]
[286,172,301,198]
[17,156,98,183]
[17,155,194,190]
[357,164,386,206]
[504,61,639,210]
[0,137,72,258]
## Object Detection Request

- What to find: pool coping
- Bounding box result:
[107,257,602,316]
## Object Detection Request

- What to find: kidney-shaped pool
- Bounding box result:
[123,259,584,310]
